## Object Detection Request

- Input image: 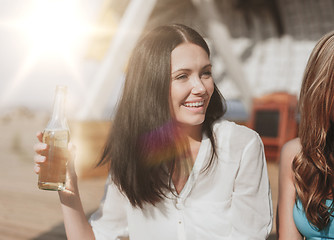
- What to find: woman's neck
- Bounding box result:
[177,124,203,143]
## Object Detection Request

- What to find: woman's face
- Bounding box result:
[170,43,214,127]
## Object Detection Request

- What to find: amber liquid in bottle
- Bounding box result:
[38,86,70,191]
[38,129,69,190]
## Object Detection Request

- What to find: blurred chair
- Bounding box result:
[247,92,298,162]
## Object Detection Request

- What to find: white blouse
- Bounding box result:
[89,119,273,240]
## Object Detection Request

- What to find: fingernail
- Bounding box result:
[40,156,46,162]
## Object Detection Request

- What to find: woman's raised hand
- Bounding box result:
[34,132,95,239]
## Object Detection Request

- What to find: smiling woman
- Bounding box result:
[33,23,273,240]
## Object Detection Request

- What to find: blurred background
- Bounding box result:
[1,0,333,239]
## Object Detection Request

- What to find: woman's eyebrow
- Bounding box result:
[202,64,212,69]
[171,68,191,74]
[172,64,212,74]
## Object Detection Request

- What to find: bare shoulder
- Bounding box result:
[282,138,301,159]
[280,138,301,169]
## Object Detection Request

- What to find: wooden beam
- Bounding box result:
[78,0,157,120]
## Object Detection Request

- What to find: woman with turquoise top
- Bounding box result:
[278,31,334,239]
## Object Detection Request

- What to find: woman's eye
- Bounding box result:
[175,74,188,80]
[202,71,212,78]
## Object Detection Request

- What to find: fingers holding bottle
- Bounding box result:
[33,131,48,174]
[33,154,46,174]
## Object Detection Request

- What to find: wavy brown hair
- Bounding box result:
[293,31,334,230]
[98,24,226,208]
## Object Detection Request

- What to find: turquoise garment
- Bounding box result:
[293,199,334,239]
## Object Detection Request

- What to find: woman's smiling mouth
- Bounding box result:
[183,101,204,108]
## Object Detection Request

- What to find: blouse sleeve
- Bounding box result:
[89,175,129,240]
[229,134,273,239]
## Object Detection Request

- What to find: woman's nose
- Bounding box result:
[191,78,206,95]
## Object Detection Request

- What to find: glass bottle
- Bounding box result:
[38,85,70,191]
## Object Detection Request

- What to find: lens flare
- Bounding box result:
[139,121,192,176]
[0,0,100,108]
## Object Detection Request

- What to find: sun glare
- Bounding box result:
[0,0,102,110]
[22,0,92,60]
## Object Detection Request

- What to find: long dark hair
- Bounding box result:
[99,24,226,208]
[293,31,334,229]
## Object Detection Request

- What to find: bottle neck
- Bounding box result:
[46,86,68,130]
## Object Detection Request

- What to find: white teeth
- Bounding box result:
[184,101,204,108]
